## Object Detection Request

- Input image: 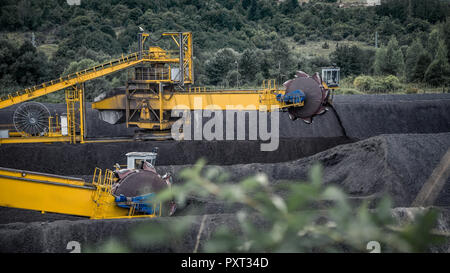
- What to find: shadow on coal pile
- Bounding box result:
[1,133,450,252]
[159,132,450,211]
[1,133,449,222]
[0,138,353,175]
[0,94,450,252]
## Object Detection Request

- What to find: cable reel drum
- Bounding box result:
[13,102,50,136]
[283,71,330,124]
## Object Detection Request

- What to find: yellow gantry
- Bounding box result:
[0,31,303,143]
[0,32,194,110]
[92,79,303,131]
[92,90,299,111]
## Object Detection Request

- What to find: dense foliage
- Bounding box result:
[0,0,449,100]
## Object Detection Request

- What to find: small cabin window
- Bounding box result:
[134,159,144,169]
[321,67,340,88]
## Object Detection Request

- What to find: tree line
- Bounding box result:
[332,21,450,88]
[0,0,449,100]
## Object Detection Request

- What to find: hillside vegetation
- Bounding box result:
[0,0,449,101]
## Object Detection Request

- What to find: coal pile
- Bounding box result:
[159,133,450,214]
[0,94,449,252]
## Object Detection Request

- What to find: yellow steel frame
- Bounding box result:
[0,32,196,144]
[0,32,194,110]
[322,82,339,90]
[0,31,307,143]
[65,85,85,143]
[92,90,299,111]
[0,167,159,219]
[162,32,194,84]
[92,84,303,112]
[93,77,304,131]
[0,52,142,109]
[0,135,82,144]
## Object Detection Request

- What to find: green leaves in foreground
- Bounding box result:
[99,159,447,253]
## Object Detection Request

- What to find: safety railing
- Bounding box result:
[0,47,185,104]
[91,169,114,202]
[143,49,179,60]
[262,79,277,91]
[187,86,214,93]
[92,167,102,186]
[134,67,171,81]
[47,115,61,136]
[91,168,115,219]
[259,79,305,109]
[0,51,142,103]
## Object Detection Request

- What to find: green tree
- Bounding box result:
[248,0,259,20]
[205,48,239,85]
[330,45,375,76]
[239,49,258,84]
[374,36,405,77]
[404,39,424,82]
[413,52,432,83]
[271,40,295,81]
[424,41,450,86]
[10,41,49,86]
[442,19,450,64]
[281,0,299,14]
[427,29,441,58]
[354,75,375,92]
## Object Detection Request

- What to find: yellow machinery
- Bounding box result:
[0,31,311,144]
[0,167,160,219]
[0,149,170,219]
[0,32,336,220]
[92,79,301,132]
[0,32,195,143]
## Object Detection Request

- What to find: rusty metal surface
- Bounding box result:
[112,170,167,197]
[285,75,326,120]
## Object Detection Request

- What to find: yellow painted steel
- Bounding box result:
[128,120,175,130]
[0,32,305,142]
[92,77,303,131]
[0,53,143,110]
[92,78,300,112]
[0,135,81,144]
[162,32,194,83]
[0,167,157,219]
[322,82,339,90]
[0,32,197,144]
[0,167,98,217]
[92,90,302,111]
[0,32,194,110]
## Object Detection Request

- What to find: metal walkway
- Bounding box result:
[0,52,146,109]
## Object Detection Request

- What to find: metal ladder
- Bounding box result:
[64,86,81,143]
[91,168,115,219]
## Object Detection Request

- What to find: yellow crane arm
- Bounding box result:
[0,167,157,219]
[0,52,144,110]
[91,90,302,111]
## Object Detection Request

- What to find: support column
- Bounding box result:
[126,82,130,128]
[79,84,85,143]
[159,82,164,129]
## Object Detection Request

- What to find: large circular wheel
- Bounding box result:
[13,102,50,136]
[284,71,329,122]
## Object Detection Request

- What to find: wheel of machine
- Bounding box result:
[113,170,167,197]
[13,102,50,136]
[284,71,329,122]
[112,170,175,216]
